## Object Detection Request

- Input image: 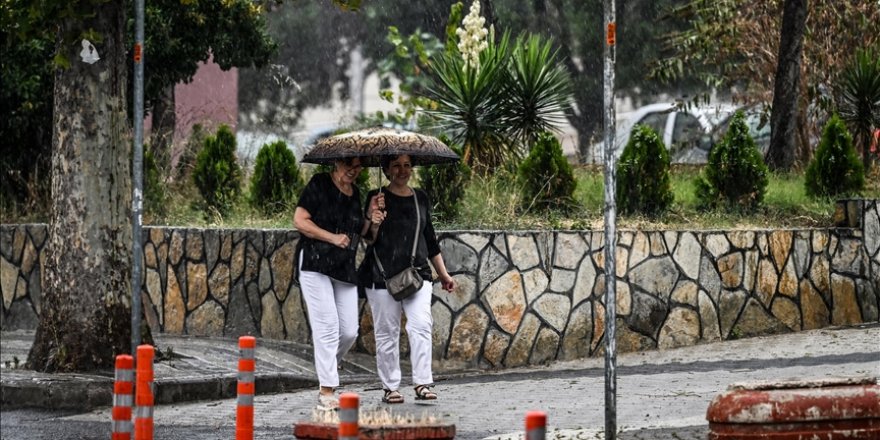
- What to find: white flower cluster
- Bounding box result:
[456,1,489,71]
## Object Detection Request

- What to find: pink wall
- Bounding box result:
[173,58,238,145]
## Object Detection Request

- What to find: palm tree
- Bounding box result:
[837,47,880,171]
[502,34,572,152]
[425,32,511,170]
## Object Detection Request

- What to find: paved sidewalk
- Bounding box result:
[1,331,383,410]
[3,323,879,439]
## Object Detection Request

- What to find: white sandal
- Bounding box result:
[414,384,437,400]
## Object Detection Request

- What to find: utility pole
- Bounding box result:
[131,0,145,356]
[602,0,618,438]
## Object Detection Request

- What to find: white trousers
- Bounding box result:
[365,281,434,391]
[299,266,359,388]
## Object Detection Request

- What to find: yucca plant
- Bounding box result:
[837,47,880,171]
[503,34,572,152]
[424,31,512,171]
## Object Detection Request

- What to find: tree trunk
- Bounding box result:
[767,0,808,171]
[26,0,133,372]
[149,84,176,174]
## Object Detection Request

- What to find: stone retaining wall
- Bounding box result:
[2,200,878,369]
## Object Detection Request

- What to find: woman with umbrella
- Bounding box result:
[294,156,385,410]
[360,154,456,404]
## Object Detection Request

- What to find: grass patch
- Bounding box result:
[7,164,879,231]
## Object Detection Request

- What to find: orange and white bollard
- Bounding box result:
[525,411,547,440]
[338,393,359,440]
[134,345,154,440]
[236,336,256,440]
[112,354,134,440]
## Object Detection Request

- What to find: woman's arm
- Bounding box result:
[421,190,454,291]
[294,206,350,248]
[430,253,455,292]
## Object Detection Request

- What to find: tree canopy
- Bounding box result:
[652,0,880,166]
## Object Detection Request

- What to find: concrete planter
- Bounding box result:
[706,377,880,439]
[293,421,456,439]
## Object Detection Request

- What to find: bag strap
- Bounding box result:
[373,187,420,278]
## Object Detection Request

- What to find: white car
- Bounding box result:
[588,103,733,164]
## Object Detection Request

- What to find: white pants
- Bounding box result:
[299,267,359,388]
[365,281,434,391]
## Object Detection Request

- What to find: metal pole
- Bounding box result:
[131,0,145,356]
[602,0,618,438]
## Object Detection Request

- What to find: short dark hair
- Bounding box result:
[379,155,401,171]
[342,156,362,166]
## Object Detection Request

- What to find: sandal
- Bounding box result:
[414,384,437,400]
[382,389,404,404]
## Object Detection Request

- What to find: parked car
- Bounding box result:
[588,103,733,164]
[708,105,771,157]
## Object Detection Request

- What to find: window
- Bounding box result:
[671,113,703,151]
[637,112,668,140]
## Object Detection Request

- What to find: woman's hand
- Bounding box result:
[370,208,386,225]
[332,233,350,249]
[439,274,455,292]
[368,192,386,215]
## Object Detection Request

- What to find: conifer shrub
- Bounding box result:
[249,140,303,215]
[516,131,576,212]
[695,111,769,210]
[805,114,865,198]
[192,124,242,215]
[615,124,673,216]
[418,136,471,222]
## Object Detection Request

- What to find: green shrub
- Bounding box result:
[249,140,303,215]
[192,124,242,215]
[615,124,674,216]
[805,114,865,198]
[695,111,769,210]
[418,137,471,221]
[517,131,576,212]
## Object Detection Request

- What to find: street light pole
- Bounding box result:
[131,0,145,356]
[602,0,618,438]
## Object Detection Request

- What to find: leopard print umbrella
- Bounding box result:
[301,127,459,166]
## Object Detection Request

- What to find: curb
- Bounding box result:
[1,372,318,410]
[706,376,880,439]
[1,371,113,411]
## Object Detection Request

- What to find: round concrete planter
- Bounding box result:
[706,377,880,439]
[293,421,456,439]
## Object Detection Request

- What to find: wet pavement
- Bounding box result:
[2,323,879,439]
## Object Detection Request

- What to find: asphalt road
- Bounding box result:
[3,325,877,440]
[0,409,292,440]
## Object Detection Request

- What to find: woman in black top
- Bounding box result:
[360,154,455,404]
[294,156,384,410]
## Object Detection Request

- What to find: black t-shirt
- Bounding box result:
[359,187,441,289]
[296,172,366,284]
